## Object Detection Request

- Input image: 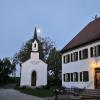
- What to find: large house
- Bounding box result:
[61,17,100,89]
[20,27,47,87]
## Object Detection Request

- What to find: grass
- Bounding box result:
[15,86,54,97]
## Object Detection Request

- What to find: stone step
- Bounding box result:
[80,89,100,92]
[81,96,100,99]
[84,90,100,92]
[80,94,100,96]
[82,90,100,92]
[80,92,100,94]
[79,89,100,99]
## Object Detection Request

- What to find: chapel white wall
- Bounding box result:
[20,59,47,87]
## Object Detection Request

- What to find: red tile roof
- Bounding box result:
[61,17,100,53]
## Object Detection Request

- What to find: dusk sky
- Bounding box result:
[0,0,100,58]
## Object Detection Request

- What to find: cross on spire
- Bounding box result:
[32,27,39,43]
[34,27,38,40]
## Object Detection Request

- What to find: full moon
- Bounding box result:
[37,29,41,33]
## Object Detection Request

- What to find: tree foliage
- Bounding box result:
[47,48,62,86]
[0,58,16,85]
[13,35,62,86]
[13,36,55,64]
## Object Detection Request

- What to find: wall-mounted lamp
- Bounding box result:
[92,63,100,68]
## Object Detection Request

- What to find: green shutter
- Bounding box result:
[80,72,82,81]
[79,51,81,60]
[71,73,73,82]
[98,45,100,56]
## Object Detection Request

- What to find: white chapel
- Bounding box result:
[20,27,47,87]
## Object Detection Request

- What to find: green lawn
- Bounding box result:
[15,86,54,97]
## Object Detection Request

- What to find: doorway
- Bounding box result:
[95,68,100,89]
[31,71,36,86]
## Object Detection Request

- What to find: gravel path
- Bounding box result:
[0,89,46,100]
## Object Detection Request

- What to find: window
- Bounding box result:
[83,71,89,82]
[66,55,70,63]
[73,72,78,82]
[71,52,78,62]
[80,71,89,82]
[66,73,70,82]
[90,45,100,57]
[63,54,70,64]
[79,49,88,60]
[63,73,70,82]
[34,44,36,48]
[63,71,89,82]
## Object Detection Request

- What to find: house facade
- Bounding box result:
[20,27,47,87]
[61,17,100,89]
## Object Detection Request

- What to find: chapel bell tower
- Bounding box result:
[31,27,39,59]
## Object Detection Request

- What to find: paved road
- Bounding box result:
[0,89,46,100]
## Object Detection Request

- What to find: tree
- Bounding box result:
[13,35,62,87]
[47,48,62,86]
[13,36,55,64]
[0,58,16,85]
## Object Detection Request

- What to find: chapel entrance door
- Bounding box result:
[31,71,36,86]
[95,68,100,89]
